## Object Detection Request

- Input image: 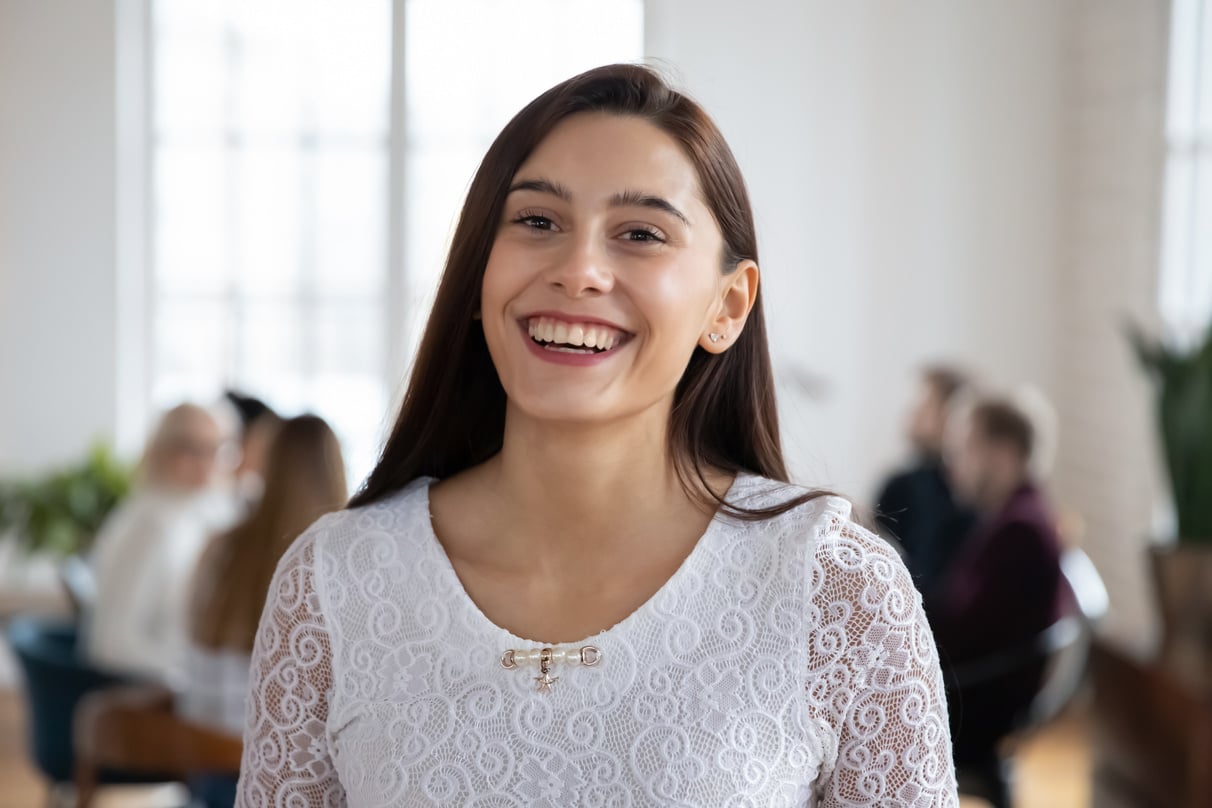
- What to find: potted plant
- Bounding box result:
[0,444,133,557]
[1127,322,1212,663]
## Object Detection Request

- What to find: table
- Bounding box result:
[1089,641,1212,808]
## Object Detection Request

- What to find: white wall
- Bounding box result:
[1051,0,1168,649]
[646,0,1067,498]
[0,0,119,473]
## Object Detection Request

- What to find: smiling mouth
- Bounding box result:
[524,315,631,354]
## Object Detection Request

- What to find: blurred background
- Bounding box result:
[1,0,1210,806]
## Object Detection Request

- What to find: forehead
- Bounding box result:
[514,113,705,207]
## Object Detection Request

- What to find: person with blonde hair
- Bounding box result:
[87,403,238,683]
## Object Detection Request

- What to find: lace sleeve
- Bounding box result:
[235,526,346,808]
[807,518,957,807]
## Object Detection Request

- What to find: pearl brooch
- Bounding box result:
[500,645,602,693]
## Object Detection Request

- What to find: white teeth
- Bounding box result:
[526,316,625,351]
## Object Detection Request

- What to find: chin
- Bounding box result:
[511,398,618,426]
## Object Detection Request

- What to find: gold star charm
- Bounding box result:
[535,647,558,693]
[535,670,559,693]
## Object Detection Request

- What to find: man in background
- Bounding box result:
[874,366,976,594]
[931,394,1064,797]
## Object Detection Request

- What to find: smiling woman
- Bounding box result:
[234,65,959,808]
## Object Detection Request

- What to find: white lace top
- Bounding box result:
[235,474,957,807]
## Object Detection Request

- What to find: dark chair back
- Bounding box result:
[5,616,127,783]
[951,547,1108,808]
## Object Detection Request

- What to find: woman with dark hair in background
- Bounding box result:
[236,65,958,807]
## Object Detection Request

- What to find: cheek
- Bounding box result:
[633,260,716,337]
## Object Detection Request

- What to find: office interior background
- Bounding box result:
[1,0,1210,806]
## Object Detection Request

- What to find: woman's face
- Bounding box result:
[481,112,744,427]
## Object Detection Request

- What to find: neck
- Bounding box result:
[482,402,716,556]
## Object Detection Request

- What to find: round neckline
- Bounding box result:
[417,473,751,648]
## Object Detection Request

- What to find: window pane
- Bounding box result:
[314,304,382,377]
[1168,0,1201,140]
[238,300,304,380]
[232,32,307,138]
[315,149,387,297]
[155,298,231,382]
[155,146,229,295]
[309,0,393,137]
[154,32,227,135]
[1200,0,1212,137]
[234,146,304,296]
[404,145,480,292]
[310,373,388,486]
[405,0,645,140]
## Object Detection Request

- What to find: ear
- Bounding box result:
[700,260,759,353]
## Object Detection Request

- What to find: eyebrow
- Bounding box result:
[609,189,690,226]
[507,177,691,227]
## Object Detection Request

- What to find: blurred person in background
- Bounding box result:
[929,393,1064,789]
[222,390,281,508]
[86,403,239,683]
[180,414,346,808]
[874,366,976,594]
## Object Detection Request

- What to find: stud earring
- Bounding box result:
[708,333,723,343]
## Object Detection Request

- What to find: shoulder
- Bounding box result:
[772,484,915,603]
[724,474,910,575]
[277,477,434,575]
[727,473,853,528]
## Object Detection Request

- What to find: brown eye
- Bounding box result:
[623,227,664,244]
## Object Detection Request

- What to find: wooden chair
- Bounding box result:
[72,685,243,808]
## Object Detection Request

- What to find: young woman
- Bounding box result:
[236,65,958,807]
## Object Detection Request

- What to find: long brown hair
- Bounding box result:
[190,415,347,651]
[350,64,828,519]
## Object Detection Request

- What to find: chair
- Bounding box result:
[951,547,1109,808]
[5,615,132,808]
[72,684,243,808]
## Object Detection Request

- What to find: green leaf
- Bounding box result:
[0,442,135,556]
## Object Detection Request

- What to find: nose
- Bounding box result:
[546,232,614,297]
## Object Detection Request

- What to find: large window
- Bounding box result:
[1160,0,1212,342]
[149,0,643,483]
[151,0,393,479]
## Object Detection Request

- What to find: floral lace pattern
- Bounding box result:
[236,475,957,807]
